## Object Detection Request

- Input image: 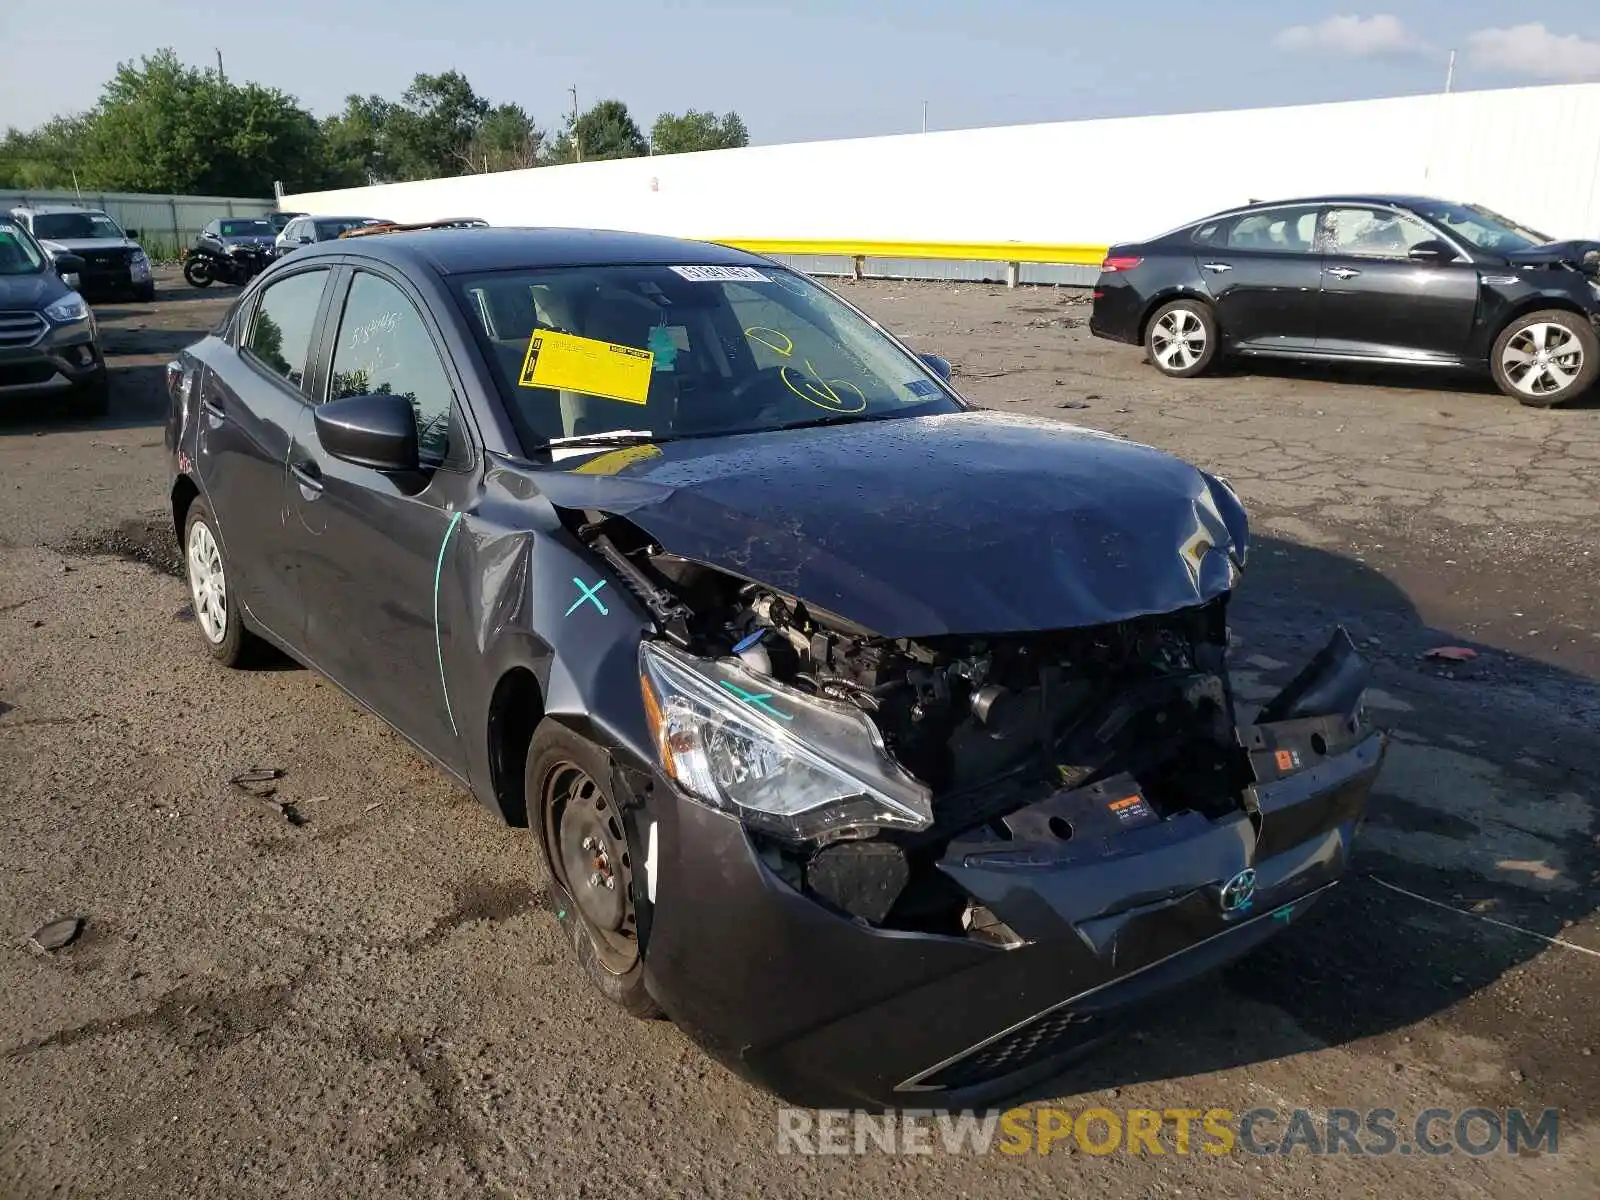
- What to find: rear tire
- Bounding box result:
[527,721,660,1019]
[183,258,213,288]
[183,499,259,667]
[1490,309,1598,407]
[1144,299,1219,378]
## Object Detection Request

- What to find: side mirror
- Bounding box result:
[313,393,419,472]
[55,252,85,276]
[919,353,952,382]
[298,235,314,244]
[1408,239,1455,265]
[124,228,141,241]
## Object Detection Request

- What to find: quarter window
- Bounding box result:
[328,271,456,465]
[243,269,329,389]
[1321,208,1441,259]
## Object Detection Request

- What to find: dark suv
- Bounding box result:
[0,218,108,417]
[1090,194,1600,406]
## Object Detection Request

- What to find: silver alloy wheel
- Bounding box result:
[1152,308,1207,371]
[187,520,227,644]
[1502,322,1584,398]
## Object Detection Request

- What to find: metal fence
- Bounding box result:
[0,188,274,260]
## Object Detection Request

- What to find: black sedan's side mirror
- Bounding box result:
[1408,239,1455,265]
[919,353,952,382]
[125,228,141,241]
[314,393,419,472]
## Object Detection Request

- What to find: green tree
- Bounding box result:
[72,50,324,195]
[383,71,491,180]
[548,99,647,164]
[649,110,749,155]
[319,95,397,187]
[0,116,91,188]
[462,104,544,174]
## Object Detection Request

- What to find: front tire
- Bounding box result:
[1144,299,1219,378]
[527,722,660,1019]
[1491,309,1599,407]
[183,258,213,288]
[66,372,109,420]
[183,499,257,667]
[134,282,156,303]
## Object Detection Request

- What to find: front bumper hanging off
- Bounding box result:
[636,628,1386,1109]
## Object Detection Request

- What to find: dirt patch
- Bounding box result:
[60,515,181,577]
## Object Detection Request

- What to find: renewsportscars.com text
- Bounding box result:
[776,1106,1561,1157]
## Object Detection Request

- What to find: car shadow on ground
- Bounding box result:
[1000,533,1599,1116]
[1214,355,1600,409]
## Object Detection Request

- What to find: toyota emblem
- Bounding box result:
[1219,868,1257,914]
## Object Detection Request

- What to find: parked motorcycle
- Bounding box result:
[182,242,272,288]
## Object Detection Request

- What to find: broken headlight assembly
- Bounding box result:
[638,640,933,842]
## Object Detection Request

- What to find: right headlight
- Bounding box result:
[638,640,932,842]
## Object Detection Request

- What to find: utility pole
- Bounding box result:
[1444,49,1456,94]
[921,100,928,133]
[216,49,225,84]
[569,86,582,162]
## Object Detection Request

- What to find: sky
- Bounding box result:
[2,2,1599,144]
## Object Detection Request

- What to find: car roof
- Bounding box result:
[292,225,771,275]
[13,204,105,216]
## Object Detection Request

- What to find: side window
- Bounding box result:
[243,269,329,389]
[1224,208,1319,253]
[1192,221,1222,245]
[328,271,457,466]
[1321,208,1439,259]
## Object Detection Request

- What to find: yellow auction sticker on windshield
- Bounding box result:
[518,329,654,405]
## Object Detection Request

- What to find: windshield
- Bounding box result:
[31,211,124,241]
[1411,202,1549,253]
[221,219,273,237]
[0,222,46,275]
[456,263,961,453]
[316,218,381,239]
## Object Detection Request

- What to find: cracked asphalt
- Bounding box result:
[1,270,1596,1199]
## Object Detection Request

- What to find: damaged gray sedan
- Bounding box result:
[163,226,1386,1109]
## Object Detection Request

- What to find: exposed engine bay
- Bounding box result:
[577,509,1371,938]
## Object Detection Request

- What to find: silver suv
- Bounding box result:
[6,205,155,302]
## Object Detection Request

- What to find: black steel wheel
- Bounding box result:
[527,722,659,1018]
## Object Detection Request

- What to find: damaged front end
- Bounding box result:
[570,501,1384,1102]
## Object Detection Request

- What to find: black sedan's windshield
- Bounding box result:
[1412,202,1549,253]
[456,264,960,452]
[221,219,273,236]
[31,212,124,241]
[0,223,46,274]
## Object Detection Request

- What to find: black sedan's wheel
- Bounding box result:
[183,499,259,667]
[1144,299,1218,378]
[1491,309,1599,407]
[183,257,213,288]
[528,722,660,1019]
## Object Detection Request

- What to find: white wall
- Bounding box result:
[284,84,1600,250]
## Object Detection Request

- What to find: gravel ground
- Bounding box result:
[1,269,1596,1199]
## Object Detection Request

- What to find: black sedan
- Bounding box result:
[1090,194,1600,406]
[164,225,1385,1107]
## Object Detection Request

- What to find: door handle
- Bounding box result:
[1201,262,1232,273]
[290,459,324,493]
[201,391,226,419]
[1325,266,1361,279]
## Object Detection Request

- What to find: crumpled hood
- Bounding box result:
[0,271,68,310]
[1507,239,1600,273]
[528,411,1248,638]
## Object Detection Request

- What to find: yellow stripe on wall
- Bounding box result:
[714,238,1109,267]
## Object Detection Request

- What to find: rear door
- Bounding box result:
[286,265,477,770]
[1315,206,1480,361]
[1194,206,1324,350]
[193,265,337,644]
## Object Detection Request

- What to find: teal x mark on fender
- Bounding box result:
[565,577,609,617]
[718,680,794,721]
